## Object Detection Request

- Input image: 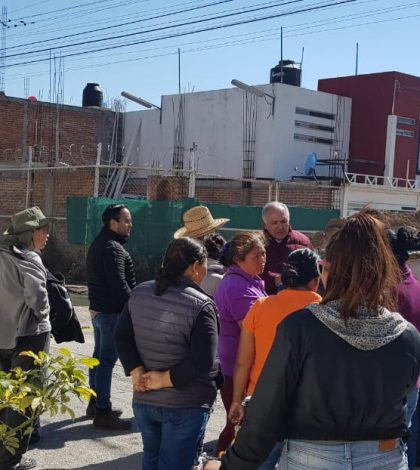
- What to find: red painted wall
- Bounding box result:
[318,72,420,180]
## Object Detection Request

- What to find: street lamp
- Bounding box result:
[231,79,275,115]
[121,91,161,110]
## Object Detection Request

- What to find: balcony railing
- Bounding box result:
[345,173,420,190]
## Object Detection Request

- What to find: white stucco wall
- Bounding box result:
[123,83,351,181]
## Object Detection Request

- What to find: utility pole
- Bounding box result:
[188,142,197,199]
[280,26,283,84]
[0,5,7,93]
[355,42,359,75]
[178,48,181,94]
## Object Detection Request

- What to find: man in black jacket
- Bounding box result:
[86,204,136,429]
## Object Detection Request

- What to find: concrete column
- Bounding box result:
[384,115,397,182]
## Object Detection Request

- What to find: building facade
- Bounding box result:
[123,82,351,182]
[318,71,420,181]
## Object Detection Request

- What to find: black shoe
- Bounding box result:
[93,408,131,430]
[86,399,123,419]
[10,457,37,470]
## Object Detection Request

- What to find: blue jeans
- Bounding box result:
[132,402,209,470]
[279,440,408,469]
[259,442,283,469]
[406,388,419,470]
[88,313,119,409]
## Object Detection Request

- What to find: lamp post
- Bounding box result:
[121,91,161,110]
[231,79,275,114]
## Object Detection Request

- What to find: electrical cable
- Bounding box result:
[5,0,357,66]
[4,0,306,58]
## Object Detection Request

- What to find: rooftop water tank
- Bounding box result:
[270,60,301,87]
[82,83,103,107]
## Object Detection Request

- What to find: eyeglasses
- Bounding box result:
[317,259,330,275]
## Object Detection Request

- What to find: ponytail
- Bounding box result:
[280,248,320,289]
[154,237,207,296]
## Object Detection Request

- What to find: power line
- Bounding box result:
[5,0,234,51]
[10,0,145,21]
[6,0,210,40]
[5,0,303,58]
[5,0,355,64]
[6,1,420,80]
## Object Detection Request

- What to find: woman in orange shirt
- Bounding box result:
[229,248,322,469]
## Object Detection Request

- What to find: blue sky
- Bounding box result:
[2,0,420,111]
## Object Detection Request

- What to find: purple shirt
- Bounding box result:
[397,264,420,332]
[214,265,267,377]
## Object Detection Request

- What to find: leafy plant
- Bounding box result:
[0,348,98,455]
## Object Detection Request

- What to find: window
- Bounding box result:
[295,120,334,133]
[396,129,415,138]
[294,133,334,145]
[296,107,335,120]
[397,116,416,126]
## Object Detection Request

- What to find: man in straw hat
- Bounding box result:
[174,206,230,240]
[0,207,54,470]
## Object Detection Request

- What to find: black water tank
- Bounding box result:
[82,83,103,107]
[270,60,302,87]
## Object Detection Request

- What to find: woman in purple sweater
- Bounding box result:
[214,231,267,455]
[389,227,420,470]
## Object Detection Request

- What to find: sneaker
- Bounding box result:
[93,408,131,430]
[11,457,37,469]
[86,399,123,419]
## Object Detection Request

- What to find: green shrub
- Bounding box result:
[0,348,98,455]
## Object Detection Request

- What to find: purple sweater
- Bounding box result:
[214,265,266,377]
[397,264,420,332]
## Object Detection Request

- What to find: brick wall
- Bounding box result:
[145,175,336,209]
[0,95,115,280]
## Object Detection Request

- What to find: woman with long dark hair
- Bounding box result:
[115,237,221,470]
[205,212,420,470]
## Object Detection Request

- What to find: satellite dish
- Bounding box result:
[304,152,317,176]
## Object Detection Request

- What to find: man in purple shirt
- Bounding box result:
[261,201,313,295]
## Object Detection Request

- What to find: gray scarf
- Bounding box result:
[307,301,408,351]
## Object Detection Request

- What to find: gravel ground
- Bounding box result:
[25,307,225,469]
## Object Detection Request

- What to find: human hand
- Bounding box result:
[130,366,146,392]
[202,460,222,470]
[228,401,244,425]
[142,370,173,390]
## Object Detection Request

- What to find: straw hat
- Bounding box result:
[174,206,230,239]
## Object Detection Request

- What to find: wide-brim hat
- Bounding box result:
[174,206,230,239]
[3,206,56,236]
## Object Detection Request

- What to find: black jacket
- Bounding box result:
[47,271,84,344]
[222,308,420,470]
[86,227,136,313]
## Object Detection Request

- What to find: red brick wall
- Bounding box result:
[0,95,115,280]
[145,176,335,209]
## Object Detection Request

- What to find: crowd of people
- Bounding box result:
[0,201,420,470]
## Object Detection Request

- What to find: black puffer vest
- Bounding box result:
[128,278,219,408]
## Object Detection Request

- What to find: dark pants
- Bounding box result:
[216,375,235,455]
[0,332,50,469]
[88,313,119,409]
[133,402,209,470]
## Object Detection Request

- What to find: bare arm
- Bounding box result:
[229,328,255,425]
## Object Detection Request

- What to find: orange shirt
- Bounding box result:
[242,289,321,395]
